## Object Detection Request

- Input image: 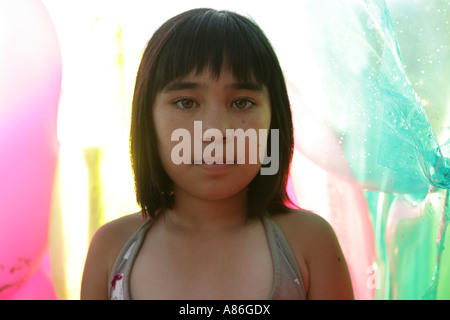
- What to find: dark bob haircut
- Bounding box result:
[130,8,296,220]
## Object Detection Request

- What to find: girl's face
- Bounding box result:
[153,67,272,202]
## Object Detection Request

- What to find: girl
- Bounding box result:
[81,8,353,300]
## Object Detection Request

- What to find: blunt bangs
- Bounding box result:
[152,9,276,92]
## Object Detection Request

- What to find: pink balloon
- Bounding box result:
[0,0,61,299]
[7,252,57,300]
[324,172,376,300]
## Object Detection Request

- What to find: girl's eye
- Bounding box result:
[174,98,198,110]
[232,98,255,110]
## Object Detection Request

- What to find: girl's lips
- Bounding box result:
[195,159,235,172]
[193,157,235,165]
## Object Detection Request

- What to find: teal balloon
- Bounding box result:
[287,0,450,299]
[291,0,449,196]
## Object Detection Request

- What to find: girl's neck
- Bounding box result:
[163,187,249,233]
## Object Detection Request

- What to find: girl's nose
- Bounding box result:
[201,106,230,142]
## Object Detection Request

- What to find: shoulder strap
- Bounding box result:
[263,214,306,300]
[108,220,152,299]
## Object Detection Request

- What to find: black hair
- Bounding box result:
[130,8,296,220]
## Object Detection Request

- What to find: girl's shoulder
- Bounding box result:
[270,208,336,244]
[80,212,146,299]
[270,209,338,269]
[92,212,146,266]
[270,209,353,299]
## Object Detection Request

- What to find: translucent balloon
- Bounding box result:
[285,0,450,299]
[0,0,61,299]
[288,0,449,196]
